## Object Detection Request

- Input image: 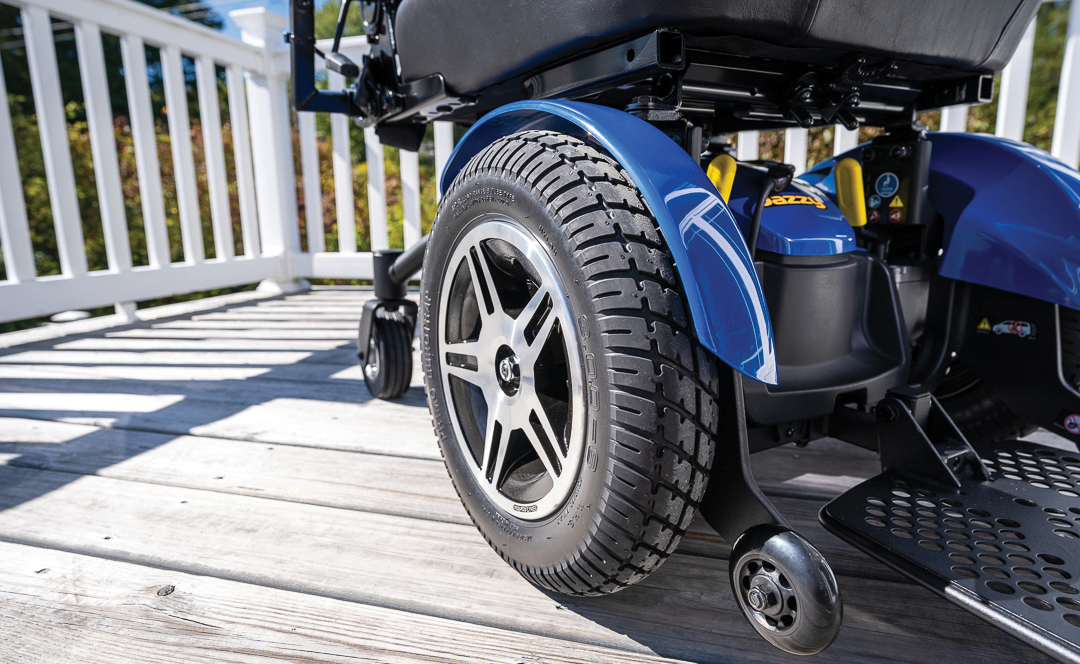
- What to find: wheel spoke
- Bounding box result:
[530,394,566,458]
[481,400,509,483]
[466,242,503,320]
[524,410,562,478]
[520,306,560,366]
[445,363,497,396]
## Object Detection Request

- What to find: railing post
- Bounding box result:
[833,126,859,156]
[996,15,1037,141]
[736,130,759,160]
[0,46,35,283]
[231,8,306,293]
[23,5,87,277]
[365,126,389,251]
[939,105,969,133]
[784,127,808,173]
[1053,0,1080,168]
[329,70,356,253]
[434,121,455,202]
[401,149,421,249]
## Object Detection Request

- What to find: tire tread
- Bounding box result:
[436,130,719,596]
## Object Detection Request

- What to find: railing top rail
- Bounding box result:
[10,0,268,73]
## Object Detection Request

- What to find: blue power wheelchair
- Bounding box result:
[288,1,1080,658]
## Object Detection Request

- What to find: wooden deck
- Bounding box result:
[0,288,1058,663]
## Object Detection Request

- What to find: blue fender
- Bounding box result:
[440,100,777,384]
[805,133,1080,311]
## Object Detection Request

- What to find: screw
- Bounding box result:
[156,585,175,597]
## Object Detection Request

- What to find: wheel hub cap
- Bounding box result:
[436,218,585,520]
[738,558,799,631]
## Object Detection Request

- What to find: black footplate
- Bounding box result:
[821,441,1080,663]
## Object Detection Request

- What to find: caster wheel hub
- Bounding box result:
[747,575,783,616]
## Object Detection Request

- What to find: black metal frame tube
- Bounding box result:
[290,0,355,113]
[387,235,428,286]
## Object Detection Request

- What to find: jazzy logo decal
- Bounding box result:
[978,318,1037,338]
[763,194,827,209]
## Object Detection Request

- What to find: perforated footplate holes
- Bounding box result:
[822,441,1080,661]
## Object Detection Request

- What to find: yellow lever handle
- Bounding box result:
[707,154,737,202]
[834,157,867,227]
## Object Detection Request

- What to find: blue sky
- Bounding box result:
[188,0,331,41]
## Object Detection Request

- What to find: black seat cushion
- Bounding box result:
[395,0,1039,94]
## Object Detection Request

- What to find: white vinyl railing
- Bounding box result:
[0,0,1077,324]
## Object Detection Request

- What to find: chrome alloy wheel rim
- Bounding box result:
[437,217,585,520]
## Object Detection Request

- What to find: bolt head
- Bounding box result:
[747,587,768,611]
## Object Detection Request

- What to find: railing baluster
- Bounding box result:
[736,130,759,160]
[161,45,204,263]
[233,9,301,265]
[328,71,356,253]
[1053,0,1080,168]
[784,127,808,173]
[997,15,1037,141]
[22,5,87,276]
[833,126,859,155]
[225,65,260,256]
[75,21,131,273]
[298,110,325,253]
[121,33,171,268]
[365,126,389,251]
[0,51,35,283]
[434,121,454,202]
[939,105,969,133]
[400,149,421,249]
[195,55,234,260]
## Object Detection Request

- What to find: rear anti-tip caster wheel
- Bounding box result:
[730,524,842,655]
[362,309,413,399]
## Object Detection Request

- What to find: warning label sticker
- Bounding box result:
[876,172,900,197]
[1065,414,1080,435]
[889,196,903,208]
[982,319,1037,339]
[888,208,903,223]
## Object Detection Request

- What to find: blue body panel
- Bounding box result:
[441,100,777,384]
[727,165,856,256]
[806,133,1080,311]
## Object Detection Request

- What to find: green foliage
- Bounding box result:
[314,0,365,40]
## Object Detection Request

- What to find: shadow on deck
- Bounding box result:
[0,288,1058,664]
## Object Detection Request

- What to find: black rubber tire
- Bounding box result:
[936,307,1080,445]
[422,129,721,596]
[363,310,413,399]
[729,525,842,655]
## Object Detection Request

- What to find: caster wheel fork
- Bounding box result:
[730,524,843,655]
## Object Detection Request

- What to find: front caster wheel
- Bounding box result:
[362,309,413,399]
[730,524,842,655]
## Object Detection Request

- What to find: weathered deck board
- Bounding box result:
[0,542,693,664]
[0,288,1058,663]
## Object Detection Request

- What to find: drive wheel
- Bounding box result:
[422,130,720,595]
